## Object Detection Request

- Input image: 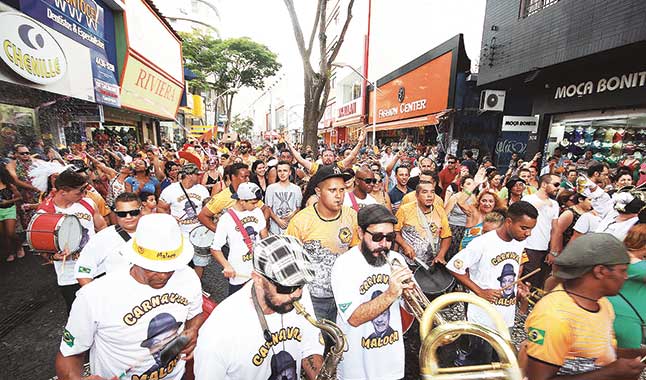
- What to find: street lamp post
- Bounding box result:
[331,63,379,145]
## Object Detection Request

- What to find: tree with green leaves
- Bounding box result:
[180,32,281,132]
[230,115,254,139]
[284,0,355,156]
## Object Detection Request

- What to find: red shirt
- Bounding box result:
[439,167,458,198]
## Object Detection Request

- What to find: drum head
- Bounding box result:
[57,215,83,253]
[414,264,455,295]
[189,226,215,248]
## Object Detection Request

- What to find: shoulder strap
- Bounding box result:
[78,199,95,215]
[348,192,360,212]
[227,208,254,254]
[114,225,132,242]
[179,182,198,215]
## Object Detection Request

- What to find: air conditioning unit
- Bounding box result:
[479,90,506,112]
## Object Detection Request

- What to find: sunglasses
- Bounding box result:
[365,230,397,243]
[115,208,141,218]
[18,151,30,155]
[263,275,303,294]
[447,161,456,164]
[357,177,378,184]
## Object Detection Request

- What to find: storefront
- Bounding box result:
[114,0,184,145]
[527,42,646,168]
[367,34,472,147]
[0,0,122,150]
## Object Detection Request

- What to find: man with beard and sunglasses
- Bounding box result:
[75,192,142,286]
[331,204,412,380]
[195,235,324,379]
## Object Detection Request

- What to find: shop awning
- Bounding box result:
[364,110,453,132]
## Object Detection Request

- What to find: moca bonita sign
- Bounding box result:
[554,70,646,100]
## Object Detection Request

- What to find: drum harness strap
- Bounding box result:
[179,182,198,218]
[348,192,360,212]
[227,208,254,255]
[617,292,646,348]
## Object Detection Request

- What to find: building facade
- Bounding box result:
[478,0,646,168]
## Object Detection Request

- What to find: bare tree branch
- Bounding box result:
[327,0,355,66]
[306,0,323,57]
[318,0,328,76]
[284,0,309,67]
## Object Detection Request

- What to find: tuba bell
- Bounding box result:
[418,293,523,380]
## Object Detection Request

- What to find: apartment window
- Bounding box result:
[520,0,560,18]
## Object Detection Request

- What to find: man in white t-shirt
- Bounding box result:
[447,200,537,366]
[75,192,141,286]
[593,193,642,241]
[521,174,560,296]
[195,235,325,380]
[331,204,412,380]
[55,214,203,380]
[36,169,107,313]
[158,163,210,278]
[343,166,377,212]
[211,182,268,296]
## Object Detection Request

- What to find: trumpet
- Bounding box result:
[526,287,547,306]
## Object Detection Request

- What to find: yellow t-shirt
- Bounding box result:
[286,205,358,298]
[394,201,451,263]
[401,191,444,209]
[525,284,617,375]
[87,186,110,217]
[205,185,264,219]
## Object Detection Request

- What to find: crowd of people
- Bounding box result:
[2,128,646,380]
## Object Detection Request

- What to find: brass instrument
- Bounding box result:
[526,286,547,306]
[293,301,346,380]
[419,293,523,380]
[385,253,522,380]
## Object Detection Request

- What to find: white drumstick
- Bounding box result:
[414,257,430,271]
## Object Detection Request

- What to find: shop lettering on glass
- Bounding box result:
[0,13,67,85]
[377,99,427,119]
[134,66,177,101]
[338,101,356,118]
[554,70,646,99]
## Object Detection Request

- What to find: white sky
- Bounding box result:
[215,0,487,117]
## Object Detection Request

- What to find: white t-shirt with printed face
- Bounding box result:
[331,246,405,380]
[39,198,97,286]
[446,230,527,329]
[211,207,266,285]
[59,266,202,380]
[521,193,559,251]
[342,192,377,211]
[75,225,132,279]
[159,182,210,235]
[194,283,324,380]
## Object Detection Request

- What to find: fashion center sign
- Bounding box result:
[554,70,646,100]
[368,51,452,124]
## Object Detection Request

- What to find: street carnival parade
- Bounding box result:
[2,0,646,379]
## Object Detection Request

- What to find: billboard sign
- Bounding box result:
[18,0,120,106]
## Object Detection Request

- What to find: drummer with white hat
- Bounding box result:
[55,213,203,380]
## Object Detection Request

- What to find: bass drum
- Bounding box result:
[27,213,83,254]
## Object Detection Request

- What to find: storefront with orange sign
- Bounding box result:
[366,34,496,158]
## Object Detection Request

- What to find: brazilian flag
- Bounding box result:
[528,327,545,345]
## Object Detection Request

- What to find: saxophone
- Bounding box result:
[293,301,346,380]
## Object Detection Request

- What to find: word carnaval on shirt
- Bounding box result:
[253,327,303,366]
[359,273,390,295]
[123,293,190,326]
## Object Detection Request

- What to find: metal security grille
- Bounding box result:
[521,0,561,18]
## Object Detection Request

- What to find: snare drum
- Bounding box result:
[26,213,83,254]
[189,225,215,257]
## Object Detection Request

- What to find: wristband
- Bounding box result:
[550,251,559,257]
